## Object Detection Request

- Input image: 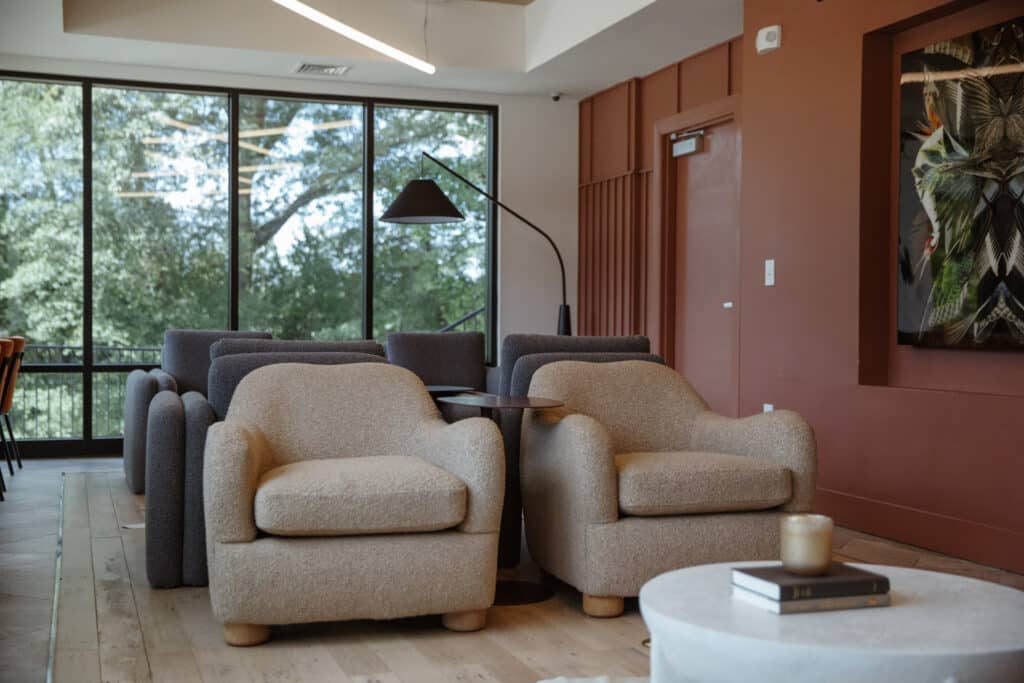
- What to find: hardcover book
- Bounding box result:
[732,563,890,601]
[732,585,892,614]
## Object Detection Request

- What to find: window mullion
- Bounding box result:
[229,91,240,330]
[82,80,93,444]
[362,102,375,340]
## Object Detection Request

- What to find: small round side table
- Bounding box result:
[437,392,564,606]
[425,385,476,398]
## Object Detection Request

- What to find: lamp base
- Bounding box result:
[557,304,572,336]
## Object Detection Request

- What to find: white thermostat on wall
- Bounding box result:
[756,25,782,54]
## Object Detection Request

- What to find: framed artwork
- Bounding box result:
[897,16,1024,350]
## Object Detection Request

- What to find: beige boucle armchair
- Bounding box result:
[521,361,816,617]
[203,363,504,646]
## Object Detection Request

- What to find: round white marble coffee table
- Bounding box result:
[639,561,1024,683]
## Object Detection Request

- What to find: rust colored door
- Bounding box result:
[672,119,741,416]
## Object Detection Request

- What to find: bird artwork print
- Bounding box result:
[897,16,1024,349]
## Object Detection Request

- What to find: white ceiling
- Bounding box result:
[0,0,742,98]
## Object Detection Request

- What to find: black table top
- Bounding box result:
[425,385,477,397]
[436,393,564,410]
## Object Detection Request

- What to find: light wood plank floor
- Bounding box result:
[2,458,1023,683]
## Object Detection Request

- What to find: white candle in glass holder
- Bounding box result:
[780,514,834,576]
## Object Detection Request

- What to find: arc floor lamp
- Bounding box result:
[381,152,572,336]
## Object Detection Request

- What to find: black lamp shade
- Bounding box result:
[380,179,465,224]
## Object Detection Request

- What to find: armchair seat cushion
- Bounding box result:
[614,451,792,516]
[254,456,467,537]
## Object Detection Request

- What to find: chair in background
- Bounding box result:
[209,338,385,360]
[0,336,26,475]
[520,360,817,617]
[123,329,272,494]
[494,333,654,567]
[0,339,10,499]
[204,363,504,646]
[386,331,486,421]
[145,344,386,588]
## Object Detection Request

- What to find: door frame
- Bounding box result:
[646,95,740,367]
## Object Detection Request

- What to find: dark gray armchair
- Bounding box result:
[386,332,486,422]
[495,334,659,566]
[385,331,486,390]
[145,345,387,588]
[123,329,272,494]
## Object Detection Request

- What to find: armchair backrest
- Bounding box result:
[162,329,272,395]
[207,351,387,419]
[209,338,384,360]
[528,360,708,453]
[227,362,438,465]
[509,351,664,398]
[499,334,649,396]
[386,331,486,390]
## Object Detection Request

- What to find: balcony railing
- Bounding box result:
[16,343,160,440]
[438,306,486,333]
[15,318,486,441]
[26,343,162,366]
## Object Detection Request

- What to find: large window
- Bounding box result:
[0,73,496,449]
[238,96,364,339]
[92,86,231,354]
[0,80,83,439]
[373,105,491,339]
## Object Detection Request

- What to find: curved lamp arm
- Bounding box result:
[422,152,568,307]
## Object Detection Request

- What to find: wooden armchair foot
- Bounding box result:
[223,623,270,646]
[583,594,624,618]
[442,609,487,632]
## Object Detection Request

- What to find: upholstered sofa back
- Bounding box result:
[162,329,272,395]
[509,351,664,398]
[498,334,649,396]
[528,360,708,453]
[227,362,438,464]
[209,338,384,360]
[207,351,388,419]
[386,331,485,390]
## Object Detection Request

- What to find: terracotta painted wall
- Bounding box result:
[577,38,743,335]
[578,0,1023,573]
[741,0,1024,571]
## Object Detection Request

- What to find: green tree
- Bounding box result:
[0,79,492,438]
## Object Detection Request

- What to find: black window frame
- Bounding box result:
[0,69,499,456]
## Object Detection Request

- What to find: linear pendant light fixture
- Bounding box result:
[271,0,436,75]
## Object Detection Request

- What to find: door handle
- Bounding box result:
[722,301,734,309]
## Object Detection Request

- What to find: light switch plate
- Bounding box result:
[763,403,775,413]
[756,25,782,55]
[765,259,776,287]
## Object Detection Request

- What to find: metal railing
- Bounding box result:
[15,373,84,440]
[16,343,160,440]
[26,343,161,365]
[438,306,486,333]
[14,320,489,440]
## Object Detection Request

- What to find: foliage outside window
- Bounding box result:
[0,76,495,443]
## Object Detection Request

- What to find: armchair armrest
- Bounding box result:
[203,420,273,545]
[690,410,817,511]
[521,408,618,525]
[148,368,178,393]
[413,417,504,534]
[181,392,215,586]
[145,390,186,587]
[124,370,158,493]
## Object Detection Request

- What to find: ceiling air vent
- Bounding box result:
[294,63,351,77]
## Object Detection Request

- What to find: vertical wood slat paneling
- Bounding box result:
[636,170,652,334]
[578,37,741,338]
[598,179,602,333]
[580,185,587,334]
[579,99,593,184]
